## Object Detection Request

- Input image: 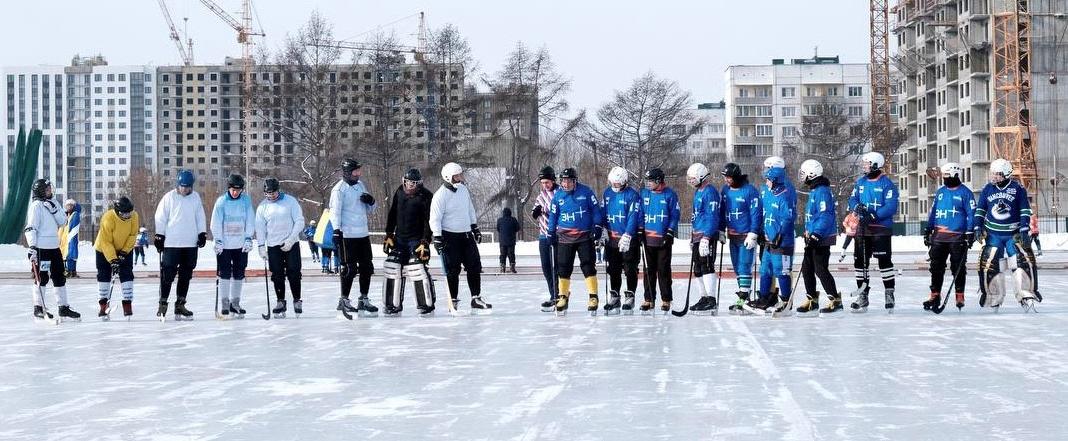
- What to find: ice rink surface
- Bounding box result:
[3,273,1068,440]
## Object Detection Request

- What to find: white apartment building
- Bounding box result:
[685,102,727,165]
[1,65,69,206]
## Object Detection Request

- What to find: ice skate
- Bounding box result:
[58,305,81,322]
[33,305,58,325]
[819,293,843,315]
[729,292,751,316]
[541,298,556,313]
[639,300,654,316]
[293,300,303,317]
[850,287,869,313]
[603,291,621,316]
[229,299,246,319]
[742,294,773,315]
[955,292,965,311]
[621,291,635,315]
[272,299,287,319]
[587,294,598,316]
[770,296,792,318]
[121,300,132,320]
[470,296,492,315]
[173,301,194,321]
[922,292,940,311]
[884,288,895,314]
[157,302,168,322]
[356,296,379,318]
[659,300,671,315]
[555,293,570,317]
[691,296,716,316]
[98,298,110,321]
[796,294,820,318]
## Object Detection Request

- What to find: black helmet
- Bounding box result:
[263,177,281,193]
[721,162,743,179]
[559,167,578,180]
[341,158,362,184]
[227,174,246,189]
[645,168,665,184]
[538,166,556,181]
[113,196,134,215]
[31,178,51,200]
[403,168,422,182]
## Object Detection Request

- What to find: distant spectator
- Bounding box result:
[496,207,519,273]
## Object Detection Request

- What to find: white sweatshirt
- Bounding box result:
[154,189,207,248]
[329,179,376,239]
[255,193,305,247]
[24,198,67,249]
[430,183,478,235]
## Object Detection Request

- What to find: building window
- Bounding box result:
[782,106,797,117]
[848,86,863,97]
[781,87,796,98]
[755,125,773,137]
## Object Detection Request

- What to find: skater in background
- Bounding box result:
[796,160,842,315]
[331,158,379,317]
[60,198,81,278]
[685,163,722,314]
[94,197,139,320]
[531,166,559,311]
[25,179,80,321]
[134,227,149,266]
[719,162,762,314]
[257,178,305,318]
[545,167,603,315]
[154,169,207,321]
[922,163,975,312]
[601,166,641,315]
[973,158,1038,310]
[305,220,320,262]
[382,168,436,316]
[430,162,492,314]
[639,168,681,313]
[211,174,255,319]
[496,207,519,274]
[846,152,899,313]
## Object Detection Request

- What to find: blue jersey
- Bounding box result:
[640,186,681,247]
[847,174,899,234]
[547,182,603,244]
[720,183,761,236]
[601,186,641,244]
[928,185,976,242]
[804,179,837,241]
[975,180,1031,236]
[761,183,796,250]
[690,184,721,243]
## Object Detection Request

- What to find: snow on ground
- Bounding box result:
[3,273,1068,440]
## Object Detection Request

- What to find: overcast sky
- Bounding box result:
[1,0,870,115]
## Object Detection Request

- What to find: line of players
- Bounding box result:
[528,152,1040,316]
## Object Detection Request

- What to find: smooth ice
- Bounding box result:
[3,274,1068,440]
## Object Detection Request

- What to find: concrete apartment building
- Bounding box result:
[686,101,728,165]
[1,65,69,207]
[892,0,1068,220]
[724,56,875,177]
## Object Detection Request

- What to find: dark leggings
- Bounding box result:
[802,245,838,298]
[929,241,967,294]
[642,244,673,302]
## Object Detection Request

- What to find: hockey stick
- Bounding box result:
[157,250,166,322]
[261,260,272,320]
[932,240,969,314]
[639,236,653,314]
[103,270,119,319]
[714,239,724,314]
[214,276,222,320]
[670,250,696,317]
[30,258,59,325]
[336,237,354,320]
[438,252,458,315]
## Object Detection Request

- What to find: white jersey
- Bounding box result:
[255,193,305,247]
[24,198,67,249]
[329,179,376,239]
[430,183,478,235]
[154,189,207,248]
[210,192,256,250]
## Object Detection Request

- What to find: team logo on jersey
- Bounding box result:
[991,202,1012,221]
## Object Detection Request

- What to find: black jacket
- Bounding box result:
[496,208,520,246]
[385,184,434,242]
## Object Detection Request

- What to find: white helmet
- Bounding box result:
[862,151,885,171]
[940,162,963,179]
[64,198,76,208]
[686,163,709,187]
[608,166,629,185]
[798,159,824,182]
[763,156,785,169]
[139,227,147,233]
[441,162,463,183]
[990,158,1013,178]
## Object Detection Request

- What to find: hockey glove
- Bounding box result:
[974,227,987,246]
[964,231,976,249]
[698,237,710,257]
[718,232,727,245]
[1015,230,1033,248]
[332,230,344,249]
[110,259,121,275]
[743,232,758,250]
[432,235,446,254]
[665,229,676,246]
[153,234,166,253]
[281,238,297,252]
[471,224,482,243]
[618,233,632,253]
[27,246,39,264]
[196,232,208,248]
[806,233,822,247]
[360,193,375,205]
[922,228,932,248]
[258,245,268,260]
[214,240,224,256]
[592,225,604,243]
[383,234,396,254]
[242,238,253,253]
[43,199,59,214]
[415,240,431,263]
[530,204,543,220]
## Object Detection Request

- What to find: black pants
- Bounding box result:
[499,245,516,267]
[854,234,894,289]
[441,231,482,300]
[133,246,146,264]
[643,244,673,302]
[605,243,639,294]
[340,237,374,298]
[929,241,968,294]
[217,248,248,280]
[801,245,838,298]
[95,251,134,283]
[539,238,557,299]
[308,240,319,258]
[32,248,66,287]
[690,242,716,277]
[555,240,596,280]
[161,247,198,301]
[268,245,302,301]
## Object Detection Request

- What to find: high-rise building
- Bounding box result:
[687,101,728,165]
[1,65,69,207]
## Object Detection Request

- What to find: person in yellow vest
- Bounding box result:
[94,197,140,320]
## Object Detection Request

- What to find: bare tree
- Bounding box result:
[422,23,478,165]
[120,167,175,232]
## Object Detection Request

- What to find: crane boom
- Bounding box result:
[156,0,192,65]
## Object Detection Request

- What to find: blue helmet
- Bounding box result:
[763,166,786,186]
[177,169,195,188]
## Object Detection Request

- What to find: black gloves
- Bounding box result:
[432,236,445,253]
[964,231,976,249]
[592,225,603,242]
[805,233,822,247]
[360,193,375,205]
[197,232,207,248]
[923,228,932,248]
[332,230,344,249]
[110,259,120,275]
[665,228,676,245]
[471,224,482,243]
[530,205,543,220]
[153,234,166,253]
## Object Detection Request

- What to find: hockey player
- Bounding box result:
[210,174,255,319]
[545,167,603,315]
[430,162,492,314]
[922,163,976,312]
[973,158,1038,310]
[719,162,762,314]
[134,227,149,266]
[305,220,320,262]
[795,160,842,315]
[154,169,208,321]
[686,163,722,314]
[330,158,379,318]
[601,166,641,315]
[639,168,681,314]
[531,166,560,311]
[25,179,80,321]
[94,197,139,320]
[257,178,305,318]
[846,152,899,313]
[382,168,436,316]
[744,166,796,315]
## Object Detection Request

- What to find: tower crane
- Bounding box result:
[155,0,194,66]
